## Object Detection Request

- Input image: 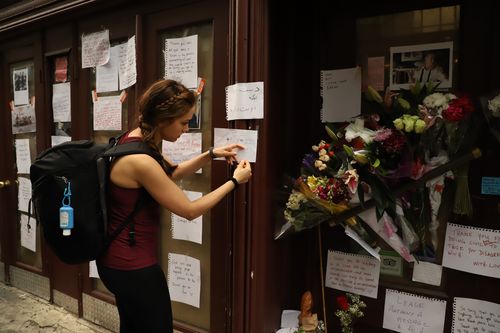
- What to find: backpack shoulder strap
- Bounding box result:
[102,141,155,159]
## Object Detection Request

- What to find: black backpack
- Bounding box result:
[30,136,159,264]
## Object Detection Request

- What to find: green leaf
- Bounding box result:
[397,97,411,110]
[372,158,380,168]
[343,144,354,157]
[325,125,339,143]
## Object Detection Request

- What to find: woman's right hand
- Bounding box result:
[233,160,252,184]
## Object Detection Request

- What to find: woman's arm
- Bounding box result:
[169,144,245,180]
[114,154,251,220]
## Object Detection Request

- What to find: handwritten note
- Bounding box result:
[168,253,201,308]
[453,298,500,333]
[383,289,447,333]
[13,68,29,106]
[119,36,137,90]
[52,82,71,122]
[412,261,442,286]
[17,177,32,214]
[96,44,120,93]
[164,35,198,88]
[171,191,203,244]
[325,250,380,298]
[214,128,258,163]
[20,214,36,252]
[225,82,264,120]
[81,30,110,68]
[51,135,71,147]
[442,223,500,279]
[15,139,31,174]
[93,95,122,131]
[162,132,202,173]
[366,57,385,91]
[358,208,415,263]
[320,67,361,123]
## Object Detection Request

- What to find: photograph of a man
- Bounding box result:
[390,41,453,89]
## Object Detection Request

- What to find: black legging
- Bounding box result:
[97,264,173,333]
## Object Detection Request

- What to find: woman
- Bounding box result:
[97,79,252,332]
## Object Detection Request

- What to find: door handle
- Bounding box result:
[0,180,12,188]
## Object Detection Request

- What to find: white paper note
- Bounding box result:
[412,261,442,286]
[171,191,203,244]
[383,289,447,333]
[17,177,32,214]
[320,67,361,123]
[168,253,201,308]
[213,128,258,163]
[225,82,264,120]
[13,68,29,106]
[358,208,415,263]
[119,36,137,90]
[162,132,202,173]
[11,104,36,134]
[345,225,380,260]
[20,214,36,252]
[164,35,198,88]
[325,250,380,299]
[89,260,100,278]
[51,135,72,147]
[81,30,110,68]
[52,82,71,122]
[15,139,31,174]
[452,298,500,333]
[96,45,120,92]
[280,310,300,328]
[93,95,122,131]
[442,223,500,279]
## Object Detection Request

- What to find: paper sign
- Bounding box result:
[96,45,120,93]
[358,208,415,262]
[15,139,31,174]
[13,68,29,106]
[366,56,385,91]
[11,104,36,134]
[17,177,32,214]
[20,214,36,252]
[442,223,500,279]
[383,289,447,333]
[93,95,122,131]
[51,135,72,147]
[412,261,442,286]
[54,56,68,83]
[481,177,500,195]
[225,82,264,120]
[453,298,500,333]
[162,132,202,173]
[325,250,380,299]
[119,36,137,90]
[280,310,300,328]
[164,35,198,88]
[89,260,99,278]
[168,253,201,308]
[171,191,203,244]
[320,67,361,123]
[52,82,71,122]
[214,128,258,163]
[345,225,380,260]
[81,30,110,68]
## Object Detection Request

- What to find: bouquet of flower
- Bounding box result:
[335,293,366,333]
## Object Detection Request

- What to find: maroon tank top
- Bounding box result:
[98,133,161,270]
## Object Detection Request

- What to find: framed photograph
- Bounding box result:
[390,41,453,90]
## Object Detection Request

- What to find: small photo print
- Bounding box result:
[11,104,36,134]
[390,41,453,90]
[13,68,29,106]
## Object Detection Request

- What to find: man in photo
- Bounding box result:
[412,52,449,85]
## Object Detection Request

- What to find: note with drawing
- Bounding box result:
[225,82,264,120]
[213,128,258,163]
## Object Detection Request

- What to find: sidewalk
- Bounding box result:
[0,282,113,333]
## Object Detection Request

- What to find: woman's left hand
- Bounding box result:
[212,144,245,164]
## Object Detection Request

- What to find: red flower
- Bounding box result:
[442,97,474,122]
[336,295,349,311]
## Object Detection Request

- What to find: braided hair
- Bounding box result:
[136,79,196,172]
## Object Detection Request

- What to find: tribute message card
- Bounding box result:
[452,298,500,333]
